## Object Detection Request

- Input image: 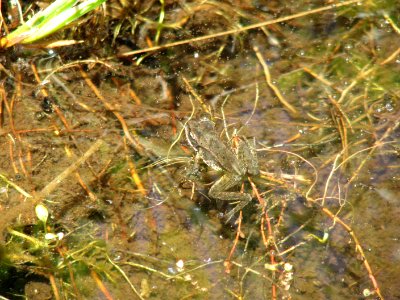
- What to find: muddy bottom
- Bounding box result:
[0,0,399,299]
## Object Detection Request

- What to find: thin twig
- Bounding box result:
[0,139,105,243]
[254,46,298,114]
[107,255,144,300]
[322,208,384,299]
[116,0,361,58]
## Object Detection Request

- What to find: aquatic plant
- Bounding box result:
[0,0,106,47]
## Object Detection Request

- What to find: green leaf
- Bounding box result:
[3,0,106,46]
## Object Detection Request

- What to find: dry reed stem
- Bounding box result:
[254,46,298,114]
[249,179,277,299]
[32,62,99,199]
[258,148,318,199]
[322,142,393,206]
[224,211,243,273]
[302,67,334,88]
[56,246,82,300]
[337,65,374,104]
[322,207,384,299]
[348,117,400,184]
[181,76,211,115]
[2,85,20,176]
[79,67,145,154]
[91,269,114,300]
[49,273,61,300]
[14,76,31,179]
[123,137,146,195]
[107,255,144,300]
[0,173,31,198]
[116,0,361,58]
[380,47,400,65]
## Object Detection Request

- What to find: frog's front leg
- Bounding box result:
[209,173,250,202]
[186,152,202,180]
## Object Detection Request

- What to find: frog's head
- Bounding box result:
[197,116,215,132]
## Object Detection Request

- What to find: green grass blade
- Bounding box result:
[21,0,106,43]
[5,0,78,42]
[26,0,78,28]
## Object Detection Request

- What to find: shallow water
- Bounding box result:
[0,0,399,299]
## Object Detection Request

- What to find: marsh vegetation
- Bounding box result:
[0,0,398,299]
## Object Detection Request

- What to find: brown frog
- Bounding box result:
[185,116,259,220]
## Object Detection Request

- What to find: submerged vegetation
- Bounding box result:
[0,0,399,299]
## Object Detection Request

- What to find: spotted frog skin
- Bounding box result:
[185,116,259,219]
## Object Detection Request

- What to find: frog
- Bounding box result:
[185,116,259,220]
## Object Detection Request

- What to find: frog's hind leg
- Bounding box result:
[209,174,252,221]
[224,198,253,222]
[209,174,250,202]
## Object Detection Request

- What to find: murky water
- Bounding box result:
[0,1,399,299]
